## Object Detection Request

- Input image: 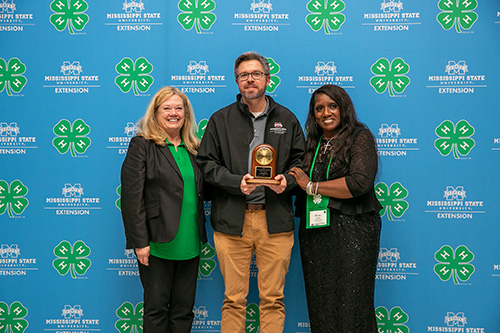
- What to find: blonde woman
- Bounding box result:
[121,86,206,332]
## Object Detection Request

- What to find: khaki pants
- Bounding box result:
[214,209,294,333]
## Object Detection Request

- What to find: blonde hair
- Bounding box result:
[137,86,200,155]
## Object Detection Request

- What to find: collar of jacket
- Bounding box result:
[236,93,277,117]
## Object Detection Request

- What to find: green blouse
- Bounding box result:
[149,139,200,260]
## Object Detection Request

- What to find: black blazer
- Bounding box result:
[121,136,207,249]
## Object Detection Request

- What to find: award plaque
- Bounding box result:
[247,144,280,185]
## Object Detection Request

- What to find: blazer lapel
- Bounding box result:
[157,144,182,179]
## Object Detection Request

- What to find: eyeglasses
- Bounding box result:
[236,71,269,81]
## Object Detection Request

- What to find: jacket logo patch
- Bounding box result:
[270,122,286,135]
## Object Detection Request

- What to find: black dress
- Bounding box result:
[299,127,382,333]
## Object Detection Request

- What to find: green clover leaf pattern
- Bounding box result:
[198,242,217,279]
[53,240,92,279]
[370,57,410,97]
[306,0,346,34]
[245,303,260,333]
[116,185,121,211]
[49,0,90,34]
[115,302,143,333]
[435,119,475,159]
[0,58,28,96]
[177,0,216,34]
[266,58,281,94]
[115,57,154,96]
[196,119,209,140]
[52,119,92,157]
[0,301,29,333]
[437,0,478,33]
[375,182,409,221]
[0,180,29,218]
[434,245,475,285]
[375,306,409,333]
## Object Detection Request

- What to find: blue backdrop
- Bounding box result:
[2,0,500,332]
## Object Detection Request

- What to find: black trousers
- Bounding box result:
[138,254,200,333]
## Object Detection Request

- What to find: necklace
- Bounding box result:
[322,136,335,154]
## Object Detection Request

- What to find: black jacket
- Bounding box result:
[197,95,305,236]
[121,136,207,249]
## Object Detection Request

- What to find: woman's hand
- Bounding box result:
[135,246,150,266]
[288,167,310,192]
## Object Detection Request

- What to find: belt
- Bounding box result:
[246,203,266,211]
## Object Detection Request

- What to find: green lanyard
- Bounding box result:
[306,135,334,229]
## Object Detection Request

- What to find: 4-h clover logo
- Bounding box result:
[49,0,90,34]
[115,57,154,96]
[370,57,410,97]
[306,0,346,34]
[0,57,27,96]
[266,57,281,94]
[434,245,475,285]
[115,185,121,211]
[437,0,478,33]
[0,301,29,333]
[53,240,92,279]
[177,0,216,34]
[375,182,409,221]
[115,302,143,333]
[245,303,260,333]
[198,242,217,279]
[375,306,409,333]
[52,119,92,157]
[0,180,29,218]
[196,119,208,140]
[435,120,475,159]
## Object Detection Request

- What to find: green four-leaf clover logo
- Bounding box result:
[245,303,260,333]
[115,57,154,96]
[196,119,208,140]
[52,119,92,157]
[437,0,478,33]
[50,0,90,34]
[370,57,410,97]
[178,0,216,34]
[116,185,121,211]
[0,301,29,333]
[376,306,409,333]
[0,180,29,218]
[266,58,281,94]
[53,240,92,279]
[0,58,27,96]
[434,245,475,285]
[435,119,475,159]
[115,302,143,333]
[198,242,217,279]
[375,182,409,221]
[306,0,346,34]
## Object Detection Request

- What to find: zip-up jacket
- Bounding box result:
[197,94,305,236]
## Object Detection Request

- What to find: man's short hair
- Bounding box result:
[234,51,270,78]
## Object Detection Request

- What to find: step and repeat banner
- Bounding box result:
[2,0,500,332]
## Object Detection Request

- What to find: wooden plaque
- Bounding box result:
[247,144,280,185]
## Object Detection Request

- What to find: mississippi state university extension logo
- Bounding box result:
[434,120,475,159]
[192,306,221,331]
[377,124,419,157]
[362,0,421,32]
[370,57,410,97]
[375,182,409,221]
[434,245,474,285]
[45,182,101,216]
[425,186,484,220]
[52,119,92,157]
[427,311,485,332]
[43,61,100,94]
[0,179,29,218]
[107,249,138,276]
[427,60,486,94]
[50,0,90,34]
[0,0,36,32]
[107,122,138,155]
[297,60,355,93]
[377,248,418,281]
[437,0,478,33]
[198,242,217,279]
[115,302,143,333]
[177,0,216,34]
[45,305,100,331]
[0,301,29,333]
[306,0,346,34]
[0,244,38,276]
[0,57,27,96]
[0,122,38,155]
[53,240,91,279]
[232,0,291,32]
[105,0,163,31]
[170,60,227,94]
[115,57,154,96]
[376,306,409,333]
[266,57,280,93]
